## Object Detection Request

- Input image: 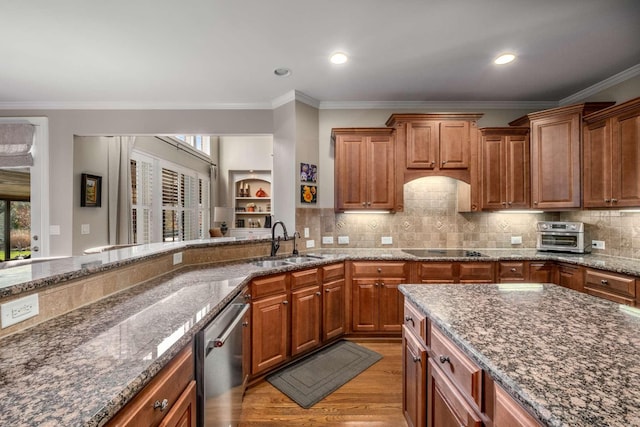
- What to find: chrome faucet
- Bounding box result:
[270,221,289,257]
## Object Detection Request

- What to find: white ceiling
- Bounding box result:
[1,0,639,109]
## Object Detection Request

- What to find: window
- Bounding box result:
[130,151,210,244]
[173,135,211,156]
[0,200,31,261]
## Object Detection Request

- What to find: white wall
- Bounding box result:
[295,101,320,210]
[272,102,296,230]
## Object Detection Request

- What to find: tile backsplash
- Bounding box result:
[296,176,640,259]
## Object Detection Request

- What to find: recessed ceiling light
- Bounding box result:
[494,53,516,65]
[273,68,292,77]
[330,52,348,65]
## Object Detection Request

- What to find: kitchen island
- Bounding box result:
[400,283,640,427]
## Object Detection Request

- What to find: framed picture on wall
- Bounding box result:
[301,185,317,204]
[81,173,102,207]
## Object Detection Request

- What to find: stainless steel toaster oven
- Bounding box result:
[536,221,591,253]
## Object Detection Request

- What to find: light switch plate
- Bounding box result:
[173,252,183,265]
[81,224,90,235]
[304,227,310,238]
[322,236,334,244]
[338,236,349,245]
[381,236,393,245]
[306,239,315,248]
[1,294,39,329]
[511,236,523,244]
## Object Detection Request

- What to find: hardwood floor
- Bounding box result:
[239,340,407,427]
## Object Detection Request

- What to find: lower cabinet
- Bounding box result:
[107,345,196,427]
[290,268,322,356]
[528,261,556,283]
[493,383,541,427]
[584,268,636,305]
[428,358,482,427]
[417,261,495,284]
[556,263,584,293]
[402,299,428,427]
[322,263,346,341]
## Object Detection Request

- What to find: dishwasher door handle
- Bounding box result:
[206,304,250,356]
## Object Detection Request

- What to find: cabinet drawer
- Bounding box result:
[430,326,482,407]
[498,262,526,281]
[290,268,319,290]
[403,300,427,344]
[417,262,456,283]
[459,262,495,283]
[351,261,408,277]
[251,274,288,299]
[322,263,345,281]
[107,345,194,427]
[429,359,482,427]
[585,269,636,298]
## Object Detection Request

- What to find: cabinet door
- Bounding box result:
[458,262,495,283]
[403,326,428,427]
[498,262,526,283]
[528,262,556,283]
[323,278,346,341]
[378,279,405,332]
[290,285,322,356]
[158,381,197,427]
[557,264,584,293]
[440,121,470,169]
[252,293,288,374]
[418,262,457,284]
[335,134,367,209]
[428,360,482,427]
[407,121,439,169]
[368,135,396,209]
[530,113,581,209]
[611,110,640,207]
[352,279,377,332]
[505,133,530,209]
[583,120,611,207]
[481,135,506,210]
[493,383,541,427]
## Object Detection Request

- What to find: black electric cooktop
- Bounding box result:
[402,249,488,258]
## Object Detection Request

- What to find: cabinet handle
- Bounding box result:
[508,201,513,205]
[601,279,609,285]
[283,300,289,305]
[612,199,618,203]
[605,199,611,203]
[430,161,435,166]
[510,268,517,272]
[315,291,321,296]
[405,315,414,326]
[242,321,249,327]
[380,282,385,287]
[502,202,507,206]
[533,201,538,205]
[413,356,421,363]
[367,202,372,206]
[362,202,366,206]
[154,399,169,411]
[374,282,379,287]
[439,355,450,364]
[244,294,252,301]
[325,289,330,293]
[442,160,447,165]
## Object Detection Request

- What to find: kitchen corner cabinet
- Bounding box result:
[480,127,530,210]
[107,345,195,427]
[583,97,640,208]
[332,128,396,212]
[529,102,614,209]
[351,261,409,333]
[556,263,584,293]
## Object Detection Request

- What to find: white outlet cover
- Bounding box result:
[1,294,39,329]
[173,252,183,265]
[511,236,523,244]
[381,236,393,245]
[322,236,334,244]
[338,236,350,245]
[81,224,90,235]
[306,239,315,248]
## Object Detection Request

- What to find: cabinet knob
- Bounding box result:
[441,160,447,165]
[374,282,379,287]
[315,291,321,296]
[508,201,513,205]
[362,202,366,206]
[533,201,538,205]
[283,300,289,305]
[430,161,435,166]
[605,199,611,203]
[612,198,618,203]
[367,202,372,206]
[154,399,169,412]
[377,268,382,273]
[380,282,385,287]
[242,321,249,327]
[412,356,421,363]
[325,289,330,293]
[439,355,450,364]
[510,268,517,272]
[244,294,251,301]
[502,202,507,206]
[601,279,609,285]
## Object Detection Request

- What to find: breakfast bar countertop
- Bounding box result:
[400,283,640,427]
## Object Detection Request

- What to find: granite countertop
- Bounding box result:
[400,283,640,427]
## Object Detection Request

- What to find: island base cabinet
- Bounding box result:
[403,325,427,427]
[428,359,482,427]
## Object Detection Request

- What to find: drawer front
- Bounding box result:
[498,262,526,281]
[251,274,288,299]
[403,300,427,344]
[585,269,636,298]
[429,359,483,427]
[351,261,408,277]
[322,263,345,281]
[430,326,482,406]
[459,262,495,283]
[290,268,319,290]
[418,262,456,283]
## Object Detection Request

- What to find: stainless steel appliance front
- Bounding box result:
[196,294,249,427]
[536,221,590,253]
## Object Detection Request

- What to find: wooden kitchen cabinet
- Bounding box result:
[351,261,409,333]
[250,274,289,375]
[528,102,613,209]
[583,97,640,208]
[322,263,346,342]
[290,268,321,357]
[417,261,494,284]
[403,325,428,427]
[556,263,584,293]
[584,268,636,305]
[107,345,195,427]
[493,383,541,427]
[498,261,527,283]
[332,128,396,211]
[528,261,556,283]
[480,127,530,210]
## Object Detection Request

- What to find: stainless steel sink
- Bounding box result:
[251,255,323,268]
[281,255,323,264]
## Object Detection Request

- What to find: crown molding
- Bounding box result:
[559,63,640,106]
[317,100,558,110]
[0,101,274,110]
[271,90,320,109]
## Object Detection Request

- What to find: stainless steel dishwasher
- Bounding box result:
[195,294,250,427]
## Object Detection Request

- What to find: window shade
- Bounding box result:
[0,123,35,167]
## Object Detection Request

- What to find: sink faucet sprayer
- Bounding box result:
[270,221,289,257]
[292,231,300,256]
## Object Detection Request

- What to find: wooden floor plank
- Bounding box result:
[239,341,407,427]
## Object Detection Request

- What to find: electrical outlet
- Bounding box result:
[173,252,183,265]
[592,240,605,250]
[322,236,334,244]
[381,236,393,245]
[1,294,39,329]
[81,224,90,235]
[511,236,523,245]
[304,227,310,238]
[306,239,315,248]
[338,236,349,245]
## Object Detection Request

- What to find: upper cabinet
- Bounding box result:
[479,127,530,210]
[583,97,640,208]
[332,128,396,212]
[526,102,614,210]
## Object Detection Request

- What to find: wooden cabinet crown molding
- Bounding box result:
[526,102,615,121]
[385,113,484,126]
[583,96,640,122]
[331,127,395,140]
